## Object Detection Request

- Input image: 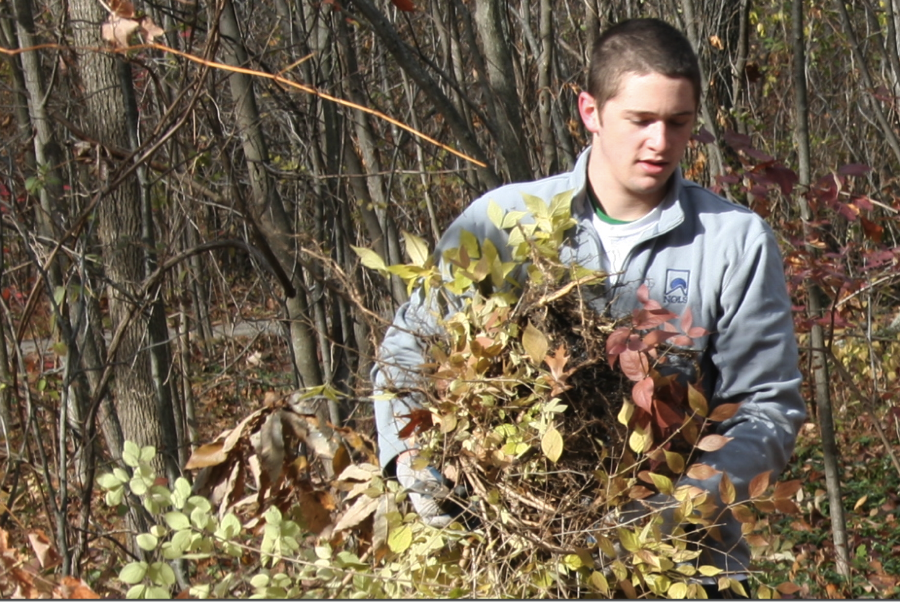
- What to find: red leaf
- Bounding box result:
[397,408,433,439]
[672,335,694,347]
[626,333,647,352]
[680,306,694,333]
[861,217,884,243]
[642,329,677,347]
[619,349,649,381]
[390,0,416,10]
[636,283,651,306]
[632,308,677,330]
[632,377,654,413]
[654,400,684,429]
[687,326,708,338]
[606,327,631,367]
[692,126,716,144]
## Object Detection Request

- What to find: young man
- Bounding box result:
[372,17,805,596]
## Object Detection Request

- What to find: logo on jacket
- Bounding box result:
[664,269,690,304]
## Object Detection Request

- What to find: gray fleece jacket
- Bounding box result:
[372,147,806,573]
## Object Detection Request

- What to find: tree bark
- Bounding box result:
[67,0,180,480]
[216,0,324,390]
[791,0,851,580]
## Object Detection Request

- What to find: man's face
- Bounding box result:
[579,72,696,213]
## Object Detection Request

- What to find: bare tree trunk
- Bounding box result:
[791,0,851,580]
[216,0,324,390]
[473,0,532,181]
[536,0,558,175]
[833,0,900,165]
[67,0,180,481]
[347,0,500,190]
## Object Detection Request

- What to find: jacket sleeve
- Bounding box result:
[681,226,806,517]
[371,284,447,476]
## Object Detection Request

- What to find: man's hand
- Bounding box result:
[395,452,459,528]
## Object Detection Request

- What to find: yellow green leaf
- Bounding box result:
[617,400,634,426]
[589,571,610,596]
[628,423,652,454]
[402,231,431,267]
[648,473,674,496]
[668,582,688,599]
[522,322,549,365]
[687,383,708,416]
[541,425,564,463]
[664,450,685,474]
[351,246,387,272]
[387,525,412,553]
[487,200,505,228]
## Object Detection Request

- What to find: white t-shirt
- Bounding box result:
[590,205,662,285]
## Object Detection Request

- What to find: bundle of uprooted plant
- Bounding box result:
[361,192,742,597]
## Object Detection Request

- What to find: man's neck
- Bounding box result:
[586,156,671,221]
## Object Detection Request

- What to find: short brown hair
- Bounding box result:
[587,18,701,112]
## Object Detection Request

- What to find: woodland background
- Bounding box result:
[0,0,899,598]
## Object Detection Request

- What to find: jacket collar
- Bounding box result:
[568,146,686,237]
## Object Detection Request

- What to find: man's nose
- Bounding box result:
[648,121,668,150]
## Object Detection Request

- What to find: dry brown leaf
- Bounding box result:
[696,434,732,452]
[333,494,379,532]
[297,488,332,534]
[685,463,719,481]
[748,470,772,499]
[101,16,140,47]
[53,576,100,599]
[27,530,60,570]
[186,406,267,469]
[255,410,285,484]
[708,402,741,422]
[110,0,135,17]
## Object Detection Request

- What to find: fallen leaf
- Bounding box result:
[27,530,60,570]
[53,576,101,599]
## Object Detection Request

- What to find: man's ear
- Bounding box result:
[578,91,602,134]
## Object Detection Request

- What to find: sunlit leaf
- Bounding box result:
[668,582,688,599]
[402,231,431,267]
[685,463,719,481]
[708,402,741,422]
[118,561,148,585]
[541,425,564,463]
[522,322,549,365]
[351,246,387,272]
[687,384,708,416]
[748,471,772,499]
[388,525,412,553]
[697,434,732,452]
[719,472,736,505]
[773,479,803,500]
[648,473,674,496]
[629,423,652,454]
[631,377,654,413]
[730,504,756,524]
